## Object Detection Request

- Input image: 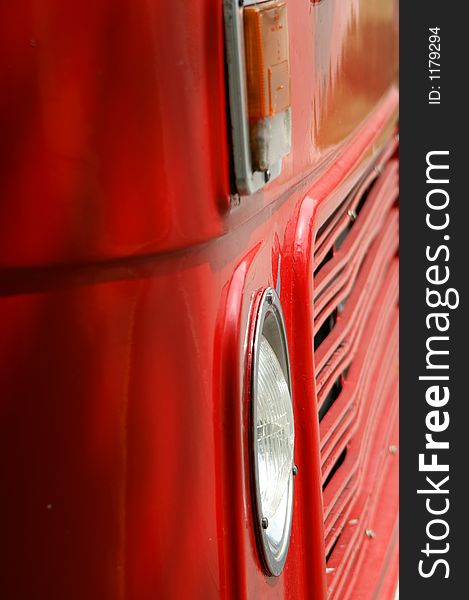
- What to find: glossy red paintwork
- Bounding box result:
[0,1,398,598]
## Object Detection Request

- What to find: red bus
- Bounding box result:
[0,1,398,598]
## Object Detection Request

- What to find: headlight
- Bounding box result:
[251,287,295,576]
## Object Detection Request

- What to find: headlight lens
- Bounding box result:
[251,288,295,576]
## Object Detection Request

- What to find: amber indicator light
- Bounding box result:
[244,1,291,121]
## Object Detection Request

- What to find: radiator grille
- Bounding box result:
[312,140,399,598]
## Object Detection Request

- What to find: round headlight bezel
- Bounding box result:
[250,287,295,577]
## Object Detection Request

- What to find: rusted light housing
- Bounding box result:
[224,0,291,194]
[244,1,291,172]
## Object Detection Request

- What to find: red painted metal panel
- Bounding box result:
[0,1,230,268]
[0,111,399,600]
[0,0,399,598]
[0,0,398,269]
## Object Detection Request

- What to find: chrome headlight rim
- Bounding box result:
[251,287,294,577]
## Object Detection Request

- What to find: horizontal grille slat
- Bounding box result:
[313,137,398,271]
[314,161,397,312]
[323,322,398,555]
[313,171,378,273]
[315,209,398,403]
[311,136,399,598]
[322,311,398,519]
[313,173,398,335]
[327,379,398,599]
[320,261,398,471]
